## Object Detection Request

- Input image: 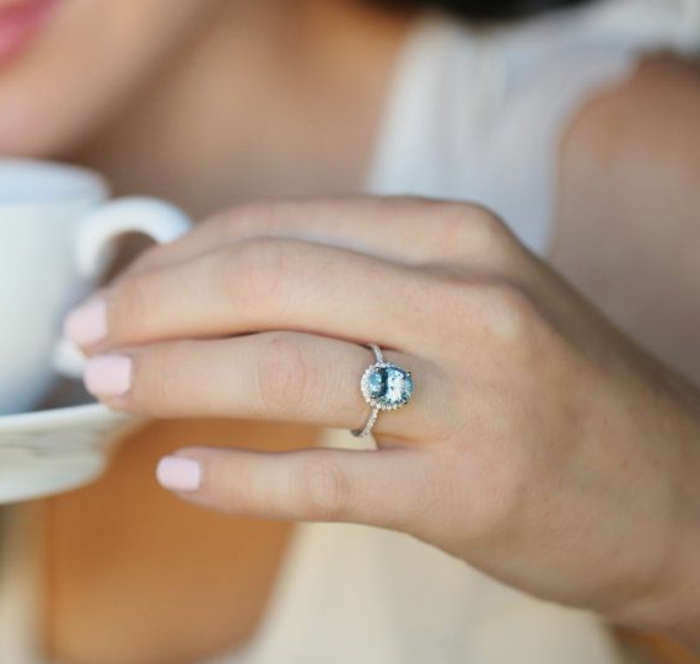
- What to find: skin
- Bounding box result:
[0,0,221,157]
[72,196,700,650]
[0,0,698,661]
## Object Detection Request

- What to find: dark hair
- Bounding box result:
[379,0,595,19]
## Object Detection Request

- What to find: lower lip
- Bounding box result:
[0,0,58,64]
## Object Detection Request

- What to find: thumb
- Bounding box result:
[155,445,432,529]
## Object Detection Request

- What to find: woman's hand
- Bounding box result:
[64,197,700,648]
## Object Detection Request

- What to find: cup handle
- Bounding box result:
[53,197,192,378]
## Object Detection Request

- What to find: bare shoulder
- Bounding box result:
[557,53,700,226]
[566,53,700,144]
[551,53,700,379]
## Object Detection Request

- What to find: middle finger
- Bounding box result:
[121,197,484,279]
[71,237,440,356]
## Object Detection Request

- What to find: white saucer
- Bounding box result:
[0,402,138,503]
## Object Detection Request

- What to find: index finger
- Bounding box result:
[120,196,507,280]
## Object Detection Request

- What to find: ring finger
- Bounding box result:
[84,330,447,443]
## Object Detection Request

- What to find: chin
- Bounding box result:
[0,101,88,160]
[0,0,220,159]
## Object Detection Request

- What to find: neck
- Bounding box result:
[65,0,414,219]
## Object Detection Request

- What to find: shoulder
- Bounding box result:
[551,53,700,378]
[555,55,700,258]
[559,53,700,205]
[556,53,700,250]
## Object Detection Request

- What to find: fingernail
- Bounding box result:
[84,354,132,396]
[156,456,202,492]
[64,298,107,346]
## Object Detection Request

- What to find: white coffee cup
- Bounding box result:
[0,158,191,416]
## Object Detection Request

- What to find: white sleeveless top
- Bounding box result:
[1,1,697,662]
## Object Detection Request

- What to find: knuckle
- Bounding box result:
[218,236,290,311]
[434,278,554,364]
[213,452,254,511]
[480,281,552,354]
[296,456,351,521]
[213,201,279,238]
[465,206,515,257]
[436,277,528,332]
[492,287,560,374]
[109,273,153,338]
[187,449,253,514]
[121,242,166,276]
[485,281,539,341]
[365,194,430,212]
[439,203,519,265]
[256,332,314,418]
[129,342,185,415]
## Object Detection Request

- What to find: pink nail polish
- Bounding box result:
[64,298,108,346]
[156,456,202,492]
[84,355,132,396]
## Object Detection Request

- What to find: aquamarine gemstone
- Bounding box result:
[367,365,413,408]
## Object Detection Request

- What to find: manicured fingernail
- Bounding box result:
[84,355,132,396]
[64,298,107,346]
[156,456,202,492]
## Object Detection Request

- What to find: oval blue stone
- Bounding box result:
[367,365,413,408]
